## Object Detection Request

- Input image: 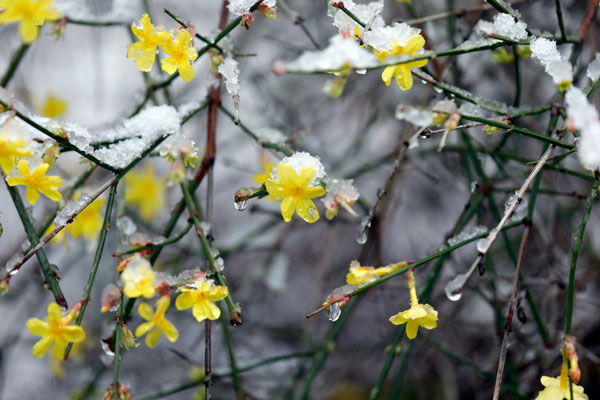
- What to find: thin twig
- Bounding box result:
[492,223,531,400]
[404,0,534,25]
[277,0,321,49]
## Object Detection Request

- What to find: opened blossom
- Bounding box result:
[7,159,62,204]
[135,296,179,348]
[389,269,438,339]
[175,278,229,322]
[265,162,326,223]
[376,34,428,90]
[127,13,172,72]
[26,302,85,358]
[121,256,156,299]
[161,30,198,82]
[0,0,60,43]
[346,260,410,285]
[0,133,32,173]
[535,360,588,400]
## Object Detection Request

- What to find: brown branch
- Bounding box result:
[578,0,599,39]
[404,0,535,25]
[492,222,531,400]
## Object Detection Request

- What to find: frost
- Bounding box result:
[329,0,384,37]
[447,226,488,246]
[117,216,137,237]
[565,87,600,171]
[363,22,420,53]
[475,13,528,41]
[228,0,276,16]
[321,178,359,213]
[91,105,180,169]
[457,37,500,51]
[530,37,573,86]
[275,152,326,186]
[458,102,483,117]
[55,0,138,22]
[218,57,240,97]
[433,99,458,114]
[286,35,378,72]
[587,53,600,82]
[158,131,198,161]
[395,106,433,127]
[54,193,91,226]
[255,127,286,143]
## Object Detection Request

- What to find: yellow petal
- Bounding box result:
[404,34,425,54]
[47,302,62,322]
[175,292,195,310]
[280,197,295,222]
[25,187,40,205]
[178,62,195,82]
[405,320,419,339]
[19,18,39,44]
[389,311,407,325]
[382,66,395,86]
[395,66,413,91]
[138,303,154,321]
[32,336,53,358]
[145,327,161,347]
[32,163,50,178]
[26,318,49,336]
[60,325,85,343]
[207,286,229,301]
[298,166,316,187]
[51,338,67,359]
[17,159,30,177]
[296,198,319,223]
[6,177,25,187]
[193,301,221,321]
[135,321,153,338]
[161,57,179,75]
[161,320,179,342]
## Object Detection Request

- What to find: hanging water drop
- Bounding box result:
[101,340,115,357]
[234,199,247,211]
[444,285,463,301]
[476,237,490,253]
[326,303,341,322]
[356,230,367,245]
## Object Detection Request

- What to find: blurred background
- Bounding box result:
[1,0,600,399]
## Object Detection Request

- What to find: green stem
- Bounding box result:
[112,293,125,400]
[4,182,66,308]
[113,222,192,257]
[164,9,223,52]
[512,45,521,107]
[219,306,244,396]
[554,0,568,42]
[64,183,118,359]
[1,44,29,87]
[181,181,242,325]
[565,179,598,335]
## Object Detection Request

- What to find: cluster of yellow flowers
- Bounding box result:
[0,0,60,43]
[127,14,198,82]
[118,256,228,348]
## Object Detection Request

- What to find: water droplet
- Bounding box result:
[308,207,317,219]
[5,255,20,275]
[376,188,387,197]
[445,287,463,301]
[326,303,341,322]
[419,128,432,138]
[434,87,443,93]
[444,278,464,301]
[101,340,115,356]
[215,257,225,271]
[234,199,247,211]
[356,230,367,245]
[476,237,490,253]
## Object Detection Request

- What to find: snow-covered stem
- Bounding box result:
[492,223,531,400]
[64,182,118,360]
[112,222,193,257]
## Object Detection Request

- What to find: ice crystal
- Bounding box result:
[274,152,326,186]
[228,0,276,16]
[363,22,420,53]
[218,57,240,97]
[475,13,528,41]
[565,87,600,171]
[395,106,433,127]
[586,53,600,82]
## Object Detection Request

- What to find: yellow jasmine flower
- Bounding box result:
[176,278,229,322]
[66,192,105,241]
[40,95,67,118]
[161,30,198,82]
[346,260,410,285]
[44,223,67,246]
[135,296,179,348]
[124,164,166,222]
[264,163,326,223]
[0,0,60,43]
[26,302,85,358]
[7,159,62,204]
[377,34,428,91]
[389,269,438,339]
[535,360,588,400]
[253,161,275,185]
[127,13,172,72]
[121,256,156,299]
[0,132,32,173]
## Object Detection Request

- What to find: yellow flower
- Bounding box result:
[0,0,60,43]
[26,302,85,358]
[175,278,229,322]
[0,132,32,173]
[44,222,67,246]
[535,361,588,400]
[389,269,438,339]
[378,34,428,90]
[161,30,198,82]
[40,95,67,118]
[127,13,172,72]
[124,164,166,222]
[264,163,326,223]
[66,192,105,241]
[135,296,179,348]
[253,161,275,185]
[121,256,156,299]
[346,260,410,285]
[7,159,62,204]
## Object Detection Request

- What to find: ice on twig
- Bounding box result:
[329,0,384,37]
[219,57,240,98]
[228,0,276,17]
[395,106,433,127]
[475,13,528,41]
[285,35,378,73]
[530,37,573,88]
[587,53,600,82]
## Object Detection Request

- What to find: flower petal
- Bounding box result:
[26,318,49,336]
[389,311,408,325]
[382,66,395,86]
[296,198,319,223]
[138,303,154,321]
[145,327,161,347]
[161,320,179,342]
[19,18,39,44]
[60,325,85,343]
[135,322,153,338]
[51,338,67,359]
[405,320,419,339]
[178,62,195,82]
[280,197,295,222]
[175,292,195,310]
[32,336,53,358]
